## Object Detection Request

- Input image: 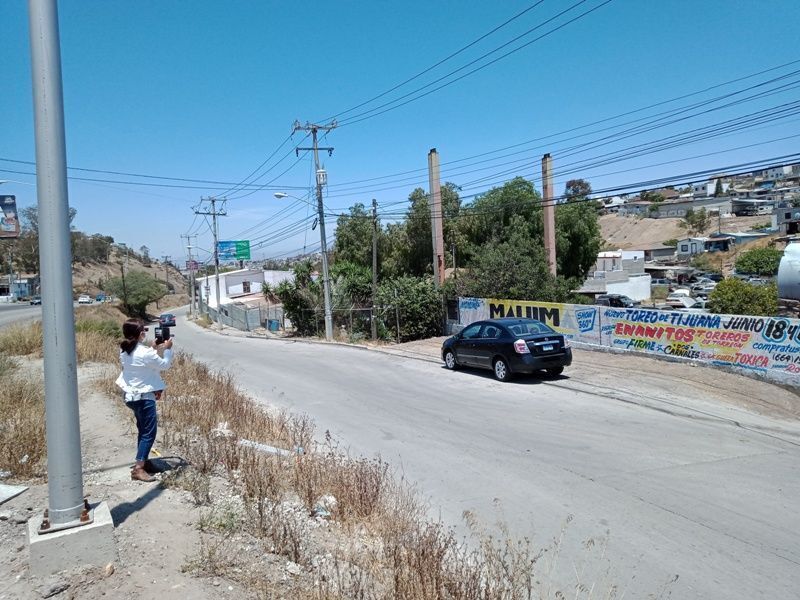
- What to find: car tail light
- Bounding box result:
[513,339,530,354]
[564,337,571,348]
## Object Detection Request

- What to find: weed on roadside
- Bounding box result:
[0,370,45,479]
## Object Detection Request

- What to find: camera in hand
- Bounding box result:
[154,326,171,344]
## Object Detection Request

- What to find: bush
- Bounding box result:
[377,276,443,342]
[103,270,167,317]
[708,279,778,316]
[735,247,782,276]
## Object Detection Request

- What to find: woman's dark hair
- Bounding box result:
[120,319,145,355]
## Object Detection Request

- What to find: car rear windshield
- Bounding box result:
[506,320,554,336]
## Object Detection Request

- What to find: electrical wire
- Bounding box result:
[321,1,547,121]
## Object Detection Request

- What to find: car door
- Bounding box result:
[472,324,503,369]
[454,323,483,366]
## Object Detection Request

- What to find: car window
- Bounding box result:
[511,321,554,335]
[481,326,500,339]
[461,324,482,339]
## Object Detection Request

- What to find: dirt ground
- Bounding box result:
[0,361,238,600]
[599,213,773,249]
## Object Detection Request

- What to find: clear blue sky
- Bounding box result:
[2,1,799,265]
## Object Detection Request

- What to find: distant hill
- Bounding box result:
[72,246,187,298]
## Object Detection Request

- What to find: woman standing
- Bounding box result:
[115,318,174,482]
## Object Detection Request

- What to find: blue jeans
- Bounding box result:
[125,397,158,462]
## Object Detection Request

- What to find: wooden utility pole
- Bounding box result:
[427,148,445,287]
[371,199,378,340]
[541,153,557,276]
[161,255,170,288]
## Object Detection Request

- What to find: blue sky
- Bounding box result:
[2,0,800,265]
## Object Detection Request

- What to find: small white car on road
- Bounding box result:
[77,295,92,304]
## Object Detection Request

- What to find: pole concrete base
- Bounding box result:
[27,501,115,576]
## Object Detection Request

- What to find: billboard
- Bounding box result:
[217,240,251,261]
[0,196,20,238]
[185,260,199,271]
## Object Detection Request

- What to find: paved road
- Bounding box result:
[174,310,800,599]
[0,303,42,328]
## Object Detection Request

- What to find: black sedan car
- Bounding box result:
[441,318,572,382]
[159,313,177,327]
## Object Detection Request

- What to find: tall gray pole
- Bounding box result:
[311,128,334,341]
[371,199,378,340]
[28,0,85,526]
[211,198,223,330]
[293,121,336,341]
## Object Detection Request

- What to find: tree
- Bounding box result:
[274,260,323,336]
[455,216,575,302]
[734,247,782,276]
[382,183,461,277]
[713,179,724,197]
[376,275,443,342]
[103,271,167,317]
[563,179,592,202]
[556,201,602,279]
[663,238,678,247]
[139,245,151,266]
[708,279,778,316]
[332,203,375,268]
[640,190,665,203]
[680,208,709,235]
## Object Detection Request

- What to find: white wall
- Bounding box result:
[607,273,652,301]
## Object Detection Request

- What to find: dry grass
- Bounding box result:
[149,351,591,599]
[0,321,43,357]
[0,358,46,479]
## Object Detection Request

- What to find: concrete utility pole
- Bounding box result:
[541,153,557,276]
[195,198,226,330]
[181,234,197,317]
[371,198,378,340]
[26,0,114,574]
[293,120,336,341]
[428,148,446,287]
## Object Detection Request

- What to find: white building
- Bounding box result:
[755,165,798,181]
[691,179,729,197]
[197,268,293,308]
[579,250,651,301]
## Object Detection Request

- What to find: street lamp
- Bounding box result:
[274,191,333,340]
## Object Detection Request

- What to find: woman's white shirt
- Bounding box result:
[115,343,173,395]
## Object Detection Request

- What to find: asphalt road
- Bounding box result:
[182,312,800,597]
[0,303,42,328]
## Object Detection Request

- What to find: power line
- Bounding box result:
[321,0,547,121]
[337,0,614,127]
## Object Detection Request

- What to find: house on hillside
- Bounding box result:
[635,243,676,262]
[692,179,729,197]
[576,250,652,301]
[675,235,735,258]
[196,268,294,308]
[774,205,800,236]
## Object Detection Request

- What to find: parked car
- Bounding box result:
[95,293,106,302]
[29,295,41,305]
[159,313,177,327]
[747,277,771,286]
[77,295,92,304]
[442,318,572,382]
[651,278,670,286]
[595,294,638,308]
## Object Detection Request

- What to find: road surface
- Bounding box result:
[0,303,42,328]
[184,312,800,598]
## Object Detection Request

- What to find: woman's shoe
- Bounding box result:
[131,465,156,482]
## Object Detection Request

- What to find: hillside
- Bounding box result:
[600,213,774,249]
[71,246,188,299]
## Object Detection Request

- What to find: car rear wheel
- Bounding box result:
[444,350,458,370]
[546,366,564,377]
[493,357,512,382]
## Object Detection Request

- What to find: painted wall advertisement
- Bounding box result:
[458,297,800,384]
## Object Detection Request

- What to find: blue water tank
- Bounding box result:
[778,242,800,300]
